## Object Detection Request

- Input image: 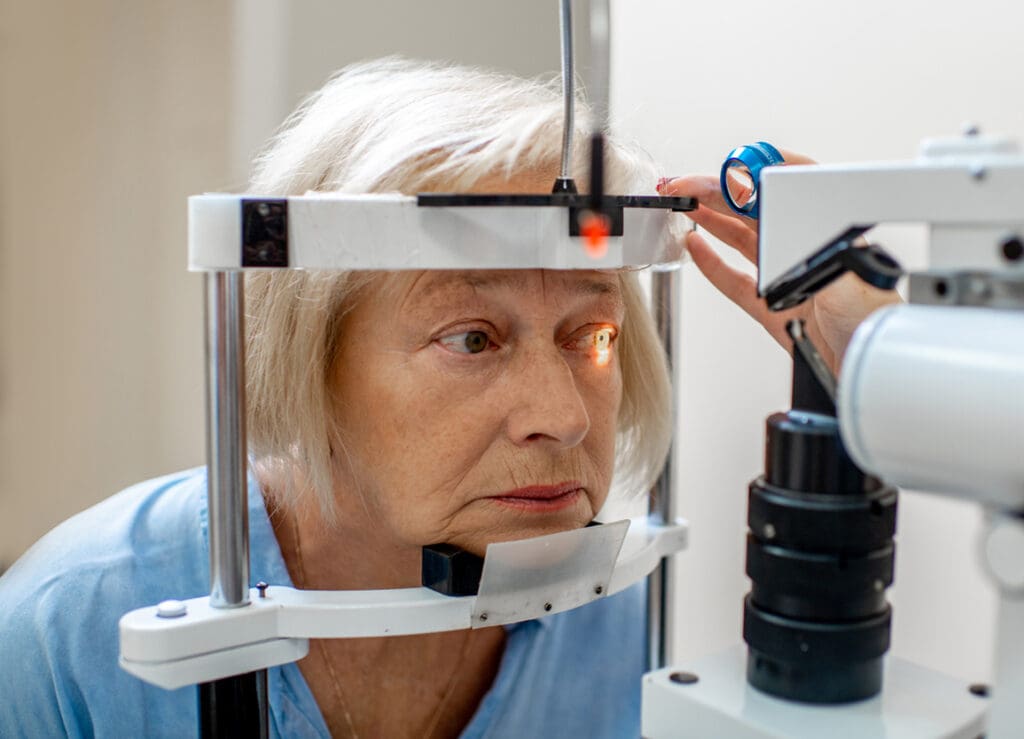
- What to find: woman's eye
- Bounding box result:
[568,326,618,365]
[438,330,492,354]
[592,327,614,352]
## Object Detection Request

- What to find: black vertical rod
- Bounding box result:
[587,0,610,210]
[200,270,267,737]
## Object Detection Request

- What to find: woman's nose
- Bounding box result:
[505,346,590,449]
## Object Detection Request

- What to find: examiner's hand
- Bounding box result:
[658,150,899,374]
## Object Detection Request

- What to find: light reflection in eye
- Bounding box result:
[592,327,615,367]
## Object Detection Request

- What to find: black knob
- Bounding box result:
[1000,235,1024,263]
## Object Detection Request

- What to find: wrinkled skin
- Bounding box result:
[328,268,624,559]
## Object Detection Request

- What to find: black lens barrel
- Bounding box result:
[743,410,898,704]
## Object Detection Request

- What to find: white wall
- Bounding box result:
[613,0,1019,682]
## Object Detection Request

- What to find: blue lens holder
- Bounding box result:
[720,141,785,219]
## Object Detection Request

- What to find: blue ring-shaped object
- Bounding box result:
[719,141,785,219]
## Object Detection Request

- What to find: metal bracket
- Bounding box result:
[120,516,688,689]
[241,199,288,267]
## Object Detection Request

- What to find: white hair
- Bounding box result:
[246,57,672,521]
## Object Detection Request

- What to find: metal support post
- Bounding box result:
[647,267,681,671]
[558,0,575,182]
[200,270,267,737]
[205,270,251,608]
[981,511,1024,738]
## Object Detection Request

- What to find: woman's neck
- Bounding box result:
[257,467,506,739]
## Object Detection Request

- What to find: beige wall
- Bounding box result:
[0,2,574,567]
[0,2,231,566]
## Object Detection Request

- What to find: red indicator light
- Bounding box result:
[580,212,610,258]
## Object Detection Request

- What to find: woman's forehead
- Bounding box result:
[392,269,622,306]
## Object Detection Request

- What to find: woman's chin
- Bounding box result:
[449,499,595,556]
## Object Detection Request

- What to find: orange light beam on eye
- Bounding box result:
[580,211,610,259]
[593,329,613,367]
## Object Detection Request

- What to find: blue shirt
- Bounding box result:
[0,468,646,738]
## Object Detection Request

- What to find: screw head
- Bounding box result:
[1001,235,1024,263]
[967,275,991,299]
[256,581,269,598]
[544,602,553,612]
[257,202,271,216]
[763,523,777,540]
[156,599,188,618]
[669,671,699,685]
[479,613,488,621]
[594,585,604,595]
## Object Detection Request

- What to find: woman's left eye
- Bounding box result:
[437,330,493,354]
[567,326,619,360]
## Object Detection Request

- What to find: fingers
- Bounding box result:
[686,230,774,330]
[660,174,736,218]
[659,148,819,266]
[657,148,817,218]
[688,205,758,264]
[776,148,817,166]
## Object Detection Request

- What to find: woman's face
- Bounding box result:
[329,268,624,555]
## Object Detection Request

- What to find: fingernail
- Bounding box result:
[656,177,678,193]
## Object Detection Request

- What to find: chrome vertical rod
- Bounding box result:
[558,0,575,180]
[205,270,251,608]
[588,0,610,134]
[647,267,681,671]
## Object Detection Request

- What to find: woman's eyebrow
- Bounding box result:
[407,272,621,308]
[460,272,621,296]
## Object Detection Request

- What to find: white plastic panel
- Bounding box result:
[120,637,308,691]
[608,516,688,595]
[188,193,687,271]
[838,304,1024,508]
[471,520,629,626]
[758,157,1024,292]
[643,646,987,739]
[119,517,687,687]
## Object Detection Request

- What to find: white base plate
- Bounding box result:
[642,645,987,739]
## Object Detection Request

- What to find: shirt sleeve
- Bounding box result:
[0,576,93,738]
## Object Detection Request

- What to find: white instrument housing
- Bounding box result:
[188,193,689,272]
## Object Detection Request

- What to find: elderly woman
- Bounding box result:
[0,58,889,738]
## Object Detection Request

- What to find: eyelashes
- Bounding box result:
[435,325,619,364]
[437,330,494,355]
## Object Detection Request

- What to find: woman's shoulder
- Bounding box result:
[0,467,212,736]
[464,584,647,739]
[0,466,212,643]
[1,467,209,600]
[541,581,647,665]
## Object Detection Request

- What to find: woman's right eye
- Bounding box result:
[437,330,493,354]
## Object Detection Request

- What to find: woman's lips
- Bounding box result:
[486,483,584,512]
